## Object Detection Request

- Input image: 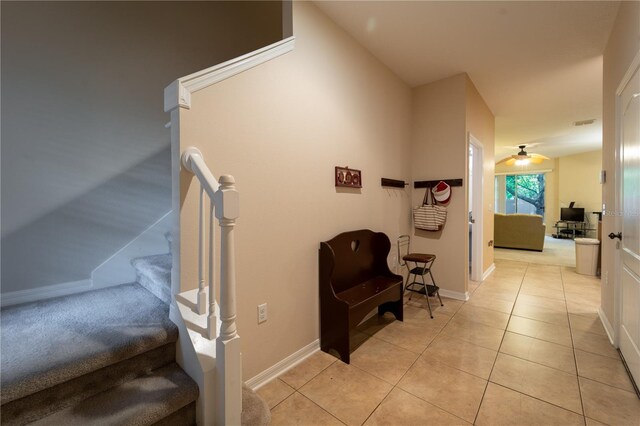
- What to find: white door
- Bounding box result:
[618,57,640,386]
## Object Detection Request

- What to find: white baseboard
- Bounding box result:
[482,263,496,281]
[439,288,470,301]
[598,307,616,346]
[246,339,320,390]
[1,279,92,307]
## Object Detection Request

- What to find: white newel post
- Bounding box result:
[214,175,242,426]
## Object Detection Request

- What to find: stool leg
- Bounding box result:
[420,270,434,319]
[429,270,443,306]
[405,263,413,300]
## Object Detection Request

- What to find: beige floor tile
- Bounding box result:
[519,284,566,301]
[521,277,564,292]
[257,379,295,409]
[580,377,640,426]
[440,317,505,351]
[507,315,573,347]
[404,295,464,317]
[466,296,514,314]
[299,362,392,426]
[575,349,635,392]
[402,302,452,322]
[270,392,344,426]
[499,331,576,374]
[566,300,600,317]
[476,383,584,426]
[472,287,518,302]
[350,336,419,385]
[585,417,608,426]
[363,387,469,426]
[516,294,568,312]
[490,353,582,414]
[372,315,446,354]
[454,304,511,330]
[512,303,569,326]
[423,335,498,379]
[569,313,608,336]
[356,312,397,336]
[279,351,337,389]
[397,355,487,423]
[572,330,619,359]
[350,330,372,352]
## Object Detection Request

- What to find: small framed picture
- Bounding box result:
[335,166,362,188]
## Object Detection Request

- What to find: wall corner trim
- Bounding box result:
[1,279,92,307]
[246,339,319,390]
[439,289,470,302]
[598,306,617,346]
[482,263,496,281]
[164,36,296,112]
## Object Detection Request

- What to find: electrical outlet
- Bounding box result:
[258,303,267,324]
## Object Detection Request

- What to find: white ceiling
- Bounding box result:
[314,1,620,159]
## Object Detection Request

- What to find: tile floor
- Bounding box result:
[258,259,640,425]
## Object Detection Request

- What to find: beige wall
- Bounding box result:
[558,150,603,225]
[466,76,496,273]
[411,74,494,295]
[179,1,412,379]
[411,75,468,296]
[602,1,640,329]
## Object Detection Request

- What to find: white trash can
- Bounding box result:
[575,238,600,276]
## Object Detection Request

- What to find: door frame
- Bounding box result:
[613,49,640,348]
[468,133,484,282]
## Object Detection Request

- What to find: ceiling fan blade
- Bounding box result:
[529,157,546,164]
[530,153,550,161]
[496,157,516,166]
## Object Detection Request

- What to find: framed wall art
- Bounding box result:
[335,166,362,188]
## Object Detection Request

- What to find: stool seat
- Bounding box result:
[402,253,436,263]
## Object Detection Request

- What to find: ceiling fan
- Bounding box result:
[496,145,549,166]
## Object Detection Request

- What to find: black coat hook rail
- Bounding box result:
[381,178,409,188]
[414,178,463,189]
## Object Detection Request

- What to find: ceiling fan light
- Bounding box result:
[515,158,530,166]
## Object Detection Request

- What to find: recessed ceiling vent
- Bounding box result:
[573,119,596,126]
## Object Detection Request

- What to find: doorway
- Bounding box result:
[468,134,484,282]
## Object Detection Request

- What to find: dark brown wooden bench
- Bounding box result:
[319,229,403,363]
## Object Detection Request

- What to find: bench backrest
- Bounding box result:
[320,229,392,294]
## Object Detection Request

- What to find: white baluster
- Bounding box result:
[207,200,217,340]
[214,175,241,426]
[197,186,207,314]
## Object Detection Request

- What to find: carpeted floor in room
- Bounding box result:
[494,236,577,267]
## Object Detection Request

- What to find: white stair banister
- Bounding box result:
[180,147,241,424]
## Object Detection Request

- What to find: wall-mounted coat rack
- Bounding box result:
[414,178,463,189]
[381,178,409,188]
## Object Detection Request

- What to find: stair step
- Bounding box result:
[2,343,176,425]
[132,253,171,304]
[30,363,198,426]
[1,283,177,404]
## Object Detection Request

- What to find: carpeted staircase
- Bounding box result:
[1,250,270,425]
[1,254,197,425]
